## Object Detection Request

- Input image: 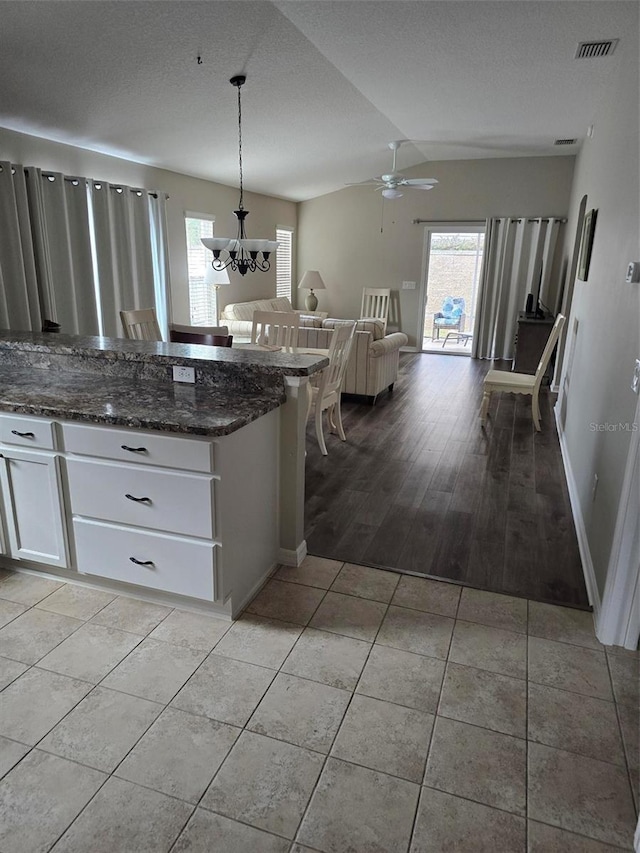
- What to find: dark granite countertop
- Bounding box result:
[0,331,328,437]
[0,331,328,377]
[0,367,284,436]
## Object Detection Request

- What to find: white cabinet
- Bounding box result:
[66,458,216,539]
[0,447,68,568]
[73,518,217,600]
[0,410,279,617]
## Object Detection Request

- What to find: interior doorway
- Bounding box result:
[419,225,485,355]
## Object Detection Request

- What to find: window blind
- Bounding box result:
[185,216,215,324]
[276,228,293,299]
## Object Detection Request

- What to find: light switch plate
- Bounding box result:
[626,261,640,283]
[632,359,640,394]
[402,280,416,290]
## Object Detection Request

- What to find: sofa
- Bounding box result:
[220,297,327,341]
[298,319,408,402]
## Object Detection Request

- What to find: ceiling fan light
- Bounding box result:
[382,188,403,199]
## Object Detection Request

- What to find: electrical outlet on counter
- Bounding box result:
[172,365,195,383]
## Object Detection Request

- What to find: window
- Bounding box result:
[276,227,294,299]
[185,214,216,324]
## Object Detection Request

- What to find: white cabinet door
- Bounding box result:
[0,448,68,568]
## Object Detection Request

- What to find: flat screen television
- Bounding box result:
[526,261,547,318]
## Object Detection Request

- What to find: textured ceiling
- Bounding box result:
[0,1,636,200]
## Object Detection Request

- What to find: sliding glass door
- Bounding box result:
[419,224,485,355]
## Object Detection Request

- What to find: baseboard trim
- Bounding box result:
[278,540,307,567]
[554,406,601,619]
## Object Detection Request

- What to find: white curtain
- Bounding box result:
[0,161,170,338]
[90,182,168,339]
[40,173,99,335]
[0,163,47,331]
[473,217,562,360]
[148,192,171,338]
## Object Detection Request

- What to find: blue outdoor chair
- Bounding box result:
[432,296,466,341]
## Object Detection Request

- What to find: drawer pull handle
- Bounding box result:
[125,493,152,504]
[121,445,148,453]
[10,430,35,438]
[129,557,155,567]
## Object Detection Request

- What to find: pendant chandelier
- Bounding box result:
[201,75,278,276]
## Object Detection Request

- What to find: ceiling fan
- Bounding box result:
[347,140,438,199]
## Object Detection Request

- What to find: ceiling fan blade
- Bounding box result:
[400,178,438,186]
[344,180,382,187]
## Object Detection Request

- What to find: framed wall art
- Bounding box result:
[578,208,597,281]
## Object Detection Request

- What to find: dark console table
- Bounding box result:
[513,312,555,376]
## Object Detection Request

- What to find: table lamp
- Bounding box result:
[205,265,231,324]
[298,270,326,312]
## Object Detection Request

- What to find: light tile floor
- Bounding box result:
[0,561,638,852]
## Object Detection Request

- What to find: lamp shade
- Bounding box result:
[298,270,326,291]
[205,266,231,287]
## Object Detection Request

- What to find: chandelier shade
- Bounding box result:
[201,75,277,276]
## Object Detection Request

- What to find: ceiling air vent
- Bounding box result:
[554,138,577,146]
[575,39,619,59]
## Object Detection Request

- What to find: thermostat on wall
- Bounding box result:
[626,261,640,283]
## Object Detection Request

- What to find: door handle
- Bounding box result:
[129,557,155,567]
[10,430,35,438]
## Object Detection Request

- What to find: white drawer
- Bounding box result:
[61,422,214,473]
[0,414,57,450]
[66,457,215,539]
[73,518,216,601]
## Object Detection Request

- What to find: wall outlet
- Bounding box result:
[632,359,640,394]
[402,280,416,290]
[172,365,195,383]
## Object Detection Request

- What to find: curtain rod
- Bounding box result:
[41,173,162,199]
[1,164,163,199]
[412,217,567,225]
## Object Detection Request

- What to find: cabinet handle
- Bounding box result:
[10,430,35,438]
[129,557,155,567]
[121,445,147,453]
[125,493,152,504]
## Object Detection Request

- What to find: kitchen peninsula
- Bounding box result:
[0,331,327,618]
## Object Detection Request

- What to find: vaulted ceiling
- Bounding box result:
[0,1,636,200]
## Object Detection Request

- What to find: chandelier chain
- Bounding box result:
[237,81,244,210]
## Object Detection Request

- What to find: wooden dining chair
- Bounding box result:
[479,313,566,431]
[251,310,300,352]
[360,287,391,333]
[169,324,233,347]
[309,320,356,455]
[120,308,162,341]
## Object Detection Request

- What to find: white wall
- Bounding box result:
[297,156,575,346]
[557,39,640,598]
[0,127,297,324]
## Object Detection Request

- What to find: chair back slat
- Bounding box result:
[320,321,357,396]
[361,287,390,331]
[251,310,300,352]
[120,308,162,341]
[533,314,566,387]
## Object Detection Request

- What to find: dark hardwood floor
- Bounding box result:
[304,352,590,608]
